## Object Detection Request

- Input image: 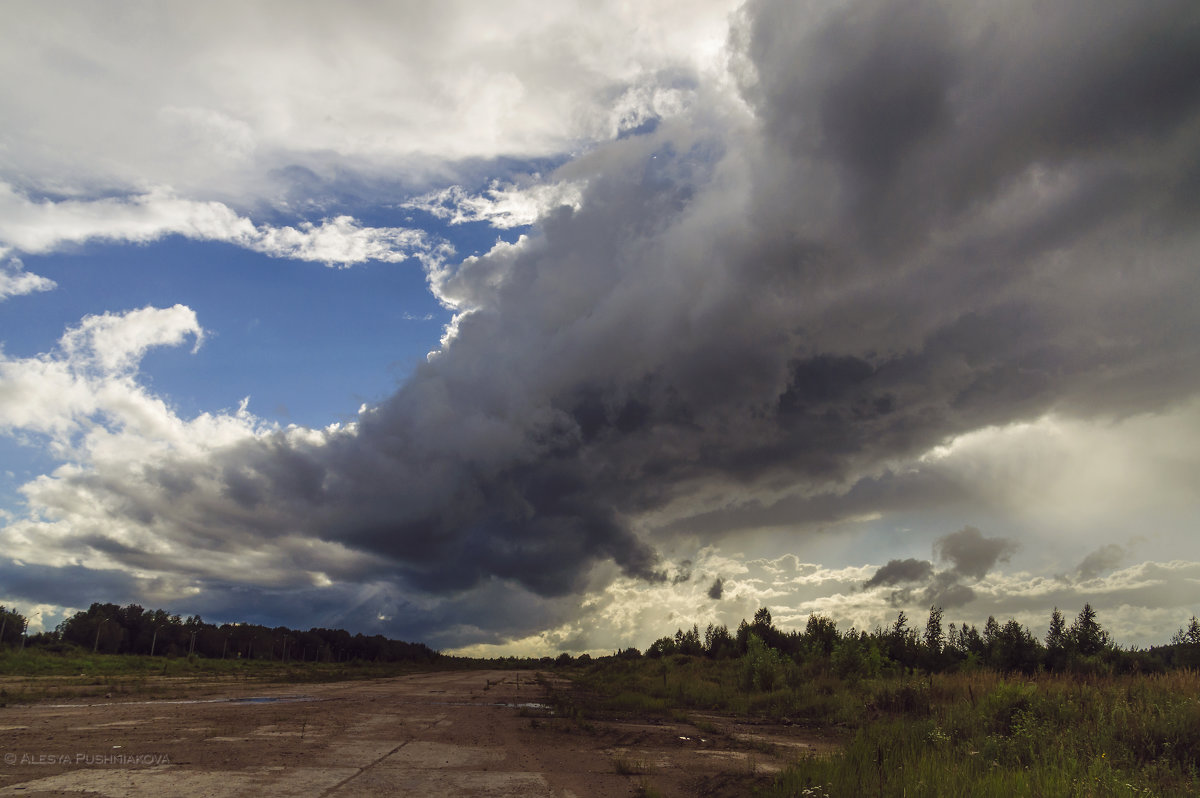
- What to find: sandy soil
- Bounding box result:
[0,669,835,796]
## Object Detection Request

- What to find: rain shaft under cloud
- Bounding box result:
[2,0,1200,648]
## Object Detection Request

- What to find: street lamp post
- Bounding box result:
[93,619,107,653]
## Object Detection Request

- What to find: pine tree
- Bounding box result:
[1043,606,1070,671]
[1046,607,1067,651]
[946,622,960,653]
[923,605,944,654]
[1170,616,1200,646]
[753,607,773,630]
[1070,603,1110,657]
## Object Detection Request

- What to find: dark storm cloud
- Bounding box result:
[176,577,573,652]
[885,580,976,611]
[673,560,693,585]
[864,558,934,589]
[935,526,1018,580]
[739,0,1200,249]
[660,466,969,538]
[1076,544,1127,581]
[310,0,1200,601]
[35,0,1200,644]
[928,582,976,610]
[867,528,1014,608]
[0,560,150,609]
[707,577,724,600]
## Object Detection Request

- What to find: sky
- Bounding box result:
[1,0,1199,655]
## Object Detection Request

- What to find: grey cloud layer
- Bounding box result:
[8,0,1200,643]
[863,559,933,589]
[864,527,1018,608]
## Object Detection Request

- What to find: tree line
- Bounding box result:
[7,601,1200,673]
[0,603,439,664]
[629,605,1200,677]
[0,605,27,650]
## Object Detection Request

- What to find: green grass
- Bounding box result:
[553,655,863,728]
[767,670,1200,797]
[551,657,1200,797]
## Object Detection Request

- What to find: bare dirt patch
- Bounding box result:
[0,670,832,796]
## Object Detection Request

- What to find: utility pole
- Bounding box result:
[188,630,197,656]
[93,619,106,653]
[150,626,159,657]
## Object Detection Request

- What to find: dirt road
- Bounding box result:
[0,669,831,796]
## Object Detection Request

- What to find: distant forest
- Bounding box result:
[3,602,1200,674]
[0,603,438,664]
[618,605,1200,678]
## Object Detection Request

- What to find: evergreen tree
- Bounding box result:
[1046,607,1068,651]
[1044,607,1070,671]
[735,619,752,654]
[1070,603,1110,657]
[674,625,703,656]
[923,605,944,654]
[1170,616,1200,646]
[883,611,919,668]
[993,618,1042,673]
[703,624,736,658]
[979,615,1000,663]
[983,615,1001,647]
[753,607,773,630]
[750,606,788,651]
[1169,616,1200,669]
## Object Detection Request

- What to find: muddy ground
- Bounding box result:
[0,669,835,796]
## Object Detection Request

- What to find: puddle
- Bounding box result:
[393,700,553,714]
[228,695,317,705]
[38,695,319,709]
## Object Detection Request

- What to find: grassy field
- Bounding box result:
[6,645,1199,796]
[557,657,1200,797]
[0,648,436,705]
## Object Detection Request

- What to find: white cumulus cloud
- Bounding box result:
[404,180,586,230]
[0,183,438,267]
[0,257,55,300]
